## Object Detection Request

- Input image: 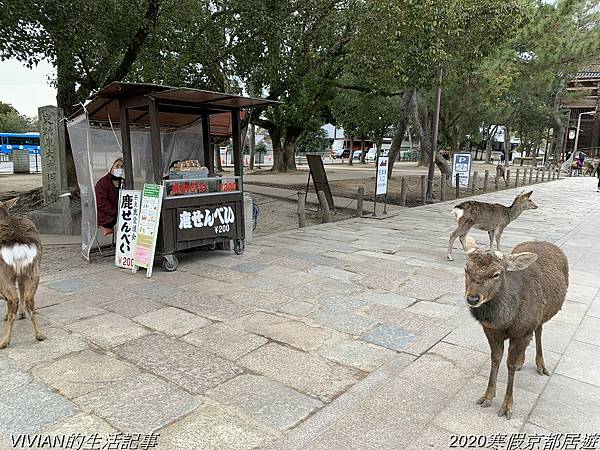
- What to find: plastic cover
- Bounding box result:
[67,116,204,260]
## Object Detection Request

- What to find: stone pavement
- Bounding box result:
[1,177,599,450]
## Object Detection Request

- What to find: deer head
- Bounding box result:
[464,240,538,308]
[513,191,538,211]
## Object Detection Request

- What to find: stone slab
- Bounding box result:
[278,300,319,317]
[361,324,417,352]
[310,308,377,336]
[573,315,600,347]
[133,307,211,337]
[116,334,242,394]
[157,401,279,450]
[183,323,267,361]
[41,412,117,435]
[319,339,397,372]
[309,265,355,282]
[166,294,256,321]
[554,300,589,326]
[76,373,200,433]
[239,343,359,402]
[0,361,30,396]
[555,340,600,387]
[69,313,151,349]
[37,299,106,325]
[0,383,76,439]
[103,295,162,318]
[46,277,95,293]
[32,349,139,399]
[528,374,600,433]
[360,304,441,333]
[207,374,323,430]
[406,301,461,320]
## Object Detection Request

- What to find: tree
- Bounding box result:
[296,129,330,155]
[0,102,36,132]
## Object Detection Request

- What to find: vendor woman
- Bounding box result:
[95,157,124,235]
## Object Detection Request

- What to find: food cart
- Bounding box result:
[67,82,277,271]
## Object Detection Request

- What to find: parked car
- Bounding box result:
[332,148,351,159]
[352,150,362,160]
[365,147,389,162]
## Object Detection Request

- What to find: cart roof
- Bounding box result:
[72,82,278,135]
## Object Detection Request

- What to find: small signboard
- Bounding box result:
[375,156,389,196]
[177,204,238,241]
[115,190,141,269]
[452,153,472,187]
[306,155,335,211]
[132,184,164,277]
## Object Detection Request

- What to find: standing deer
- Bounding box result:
[0,198,45,349]
[447,191,537,261]
[463,237,568,419]
[496,164,506,185]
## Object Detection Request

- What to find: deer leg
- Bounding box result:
[499,335,531,419]
[478,328,504,407]
[0,289,18,349]
[447,221,472,261]
[17,282,26,320]
[495,229,503,252]
[19,272,45,342]
[488,231,495,251]
[535,326,550,376]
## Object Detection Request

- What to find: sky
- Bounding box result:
[0,58,56,117]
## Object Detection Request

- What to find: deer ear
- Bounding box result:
[3,197,19,209]
[524,191,533,198]
[506,252,537,271]
[464,236,478,254]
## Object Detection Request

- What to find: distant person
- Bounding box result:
[95,157,124,235]
[596,161,600,192]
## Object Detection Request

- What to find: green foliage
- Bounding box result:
[0,102,36,132]
[296,129,330,154]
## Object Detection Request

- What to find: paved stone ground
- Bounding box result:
[1,177,599,449]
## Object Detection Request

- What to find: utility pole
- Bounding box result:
[426,67,442,203]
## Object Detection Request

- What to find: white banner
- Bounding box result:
[451,153,472,187]
[115,190,141,269]
[376,156,389,195]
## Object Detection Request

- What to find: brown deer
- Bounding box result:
[0,198,45,349]
[463,237,568,419]
[496,164,506,184]
[447,191,537,261]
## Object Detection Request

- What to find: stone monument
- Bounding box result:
[28,105,80,235]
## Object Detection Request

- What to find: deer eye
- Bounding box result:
[492,273,501,279]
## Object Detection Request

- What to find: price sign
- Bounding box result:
[115,190,141,269]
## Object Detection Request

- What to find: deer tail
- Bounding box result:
[0,244,38,276]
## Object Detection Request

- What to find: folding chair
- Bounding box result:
[95,226,116,257]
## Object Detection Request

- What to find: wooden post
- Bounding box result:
[317,190,332,223]
[202,114,214,175]
[119,102,133,189]
[455,173,460,199]
[400,178,407,206]
[357,187,364,217]
[494,173,499,190]
[528,167,533,184]
[522,168,527,185]
[231,110,242,183]
[515,169,520,188]
[440,176,446,201]
[421,175,426,205]
[483,170,489,193]
[506,169,511,188]
[552,170,556,180]
[546,168,551,181]
[297,191,306,228]
[471,172,479,194]
[535,168,539,183]
[541,169,545,182]
[148,98,163,184]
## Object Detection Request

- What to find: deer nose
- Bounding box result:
[466,295,481,306]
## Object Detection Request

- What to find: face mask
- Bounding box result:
[112,168,124,178]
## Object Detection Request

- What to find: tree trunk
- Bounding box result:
[359,139,366,164]
[551,80,566,163]
[283,135,297,171]
[214,143,223,172]
[411,92,450,176]
[387,90,414,178]
[269,127,286,172]
[249,124,256,170]
[56,54,80,189]
[484,125,498,163]
[348,135,354,166]
[504,126,510,167]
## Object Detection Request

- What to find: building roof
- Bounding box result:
[575,63,600,81]
[71,82,278,135]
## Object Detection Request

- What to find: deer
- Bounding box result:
[0,197,45,349]
[447,191,538,261]
[496,164,506,185]
[462,236,568,419]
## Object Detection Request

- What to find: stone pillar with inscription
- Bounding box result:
[28,105,80,235]
[39,105,68,205]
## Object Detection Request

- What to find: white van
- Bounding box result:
[365,147,389,162]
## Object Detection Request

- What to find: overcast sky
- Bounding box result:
[0,58,56,118]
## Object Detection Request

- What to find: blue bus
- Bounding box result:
[0,132,41,155]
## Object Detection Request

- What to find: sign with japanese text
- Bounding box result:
[115,190,141,269]
[132,184,164,277]
[167,181,208,197]
[177,204,238,241]
[375,156,389,196]
[452,153,472,187]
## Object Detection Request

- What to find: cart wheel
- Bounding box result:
[207,243,217,251]
[233,239,245,255]
[162,255,179,272]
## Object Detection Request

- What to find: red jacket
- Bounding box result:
[95,173,120,228]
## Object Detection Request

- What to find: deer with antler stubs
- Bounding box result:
[0,198,45,349]
[462,237,568,419]
[447,191,538,261]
